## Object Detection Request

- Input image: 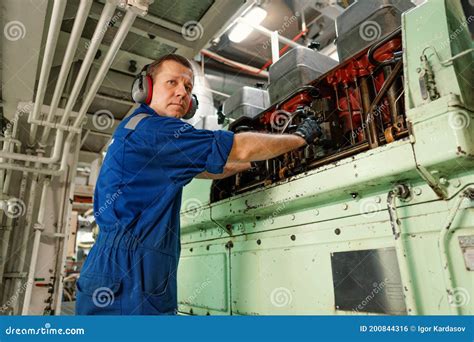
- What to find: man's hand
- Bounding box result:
[293,116,322,145]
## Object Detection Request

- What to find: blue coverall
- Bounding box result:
[75,104,234,315]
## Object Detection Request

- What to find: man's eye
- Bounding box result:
[185,86,192,92]
[167,80,176,85]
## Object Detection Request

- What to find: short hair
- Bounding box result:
[146,54,194,81]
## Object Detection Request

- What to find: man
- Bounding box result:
[76,54,321,315]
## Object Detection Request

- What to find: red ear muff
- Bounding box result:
[145,76,153,104]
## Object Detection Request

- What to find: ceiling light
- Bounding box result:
[229,7,267,43]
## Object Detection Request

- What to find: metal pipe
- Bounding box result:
[28,0,67,146]
[21,177,50,315]
[383,65,401,127]
[359,78,379,148]
[73,7,137,129]
[344,85,355,145]
[1,1,118,165]
[387,187,418,315]
[40,0,93,146]
[438,188,473,315]
[10,163,39,314]
[236,17,301,49]
[60,1,118,127]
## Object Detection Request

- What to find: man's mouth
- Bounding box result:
[169,103,184,108]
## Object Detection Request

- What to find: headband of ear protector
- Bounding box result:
[131,63,199,120]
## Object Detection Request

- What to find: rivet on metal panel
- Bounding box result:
[314,209,319,216]
[291,215,296,221]
[257,239,262,245]
[414,188,422,196]
[335,228,341,235]
[439,177,449,186]
[290,235,296,241]
[342,203,349,210]
[375,196,382,203]
[453,179,462,188]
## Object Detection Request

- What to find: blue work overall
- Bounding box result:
[75,104,234,315]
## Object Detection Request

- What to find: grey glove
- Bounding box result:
[293,116,322,144]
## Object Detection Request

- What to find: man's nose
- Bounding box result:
[175,83,187,98]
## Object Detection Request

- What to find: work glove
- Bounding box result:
[293,116,322,144]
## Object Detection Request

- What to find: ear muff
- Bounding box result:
[131,66,153,104]
[182,94,199,120]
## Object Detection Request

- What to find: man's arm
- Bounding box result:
[196,161,252,179]
[227,133,306,163]
[227,116,321,162]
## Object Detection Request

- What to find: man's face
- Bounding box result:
[149,60,194,118]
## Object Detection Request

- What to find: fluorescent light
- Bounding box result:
[229,7,267,43]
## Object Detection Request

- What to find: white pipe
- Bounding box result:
[28,0,67,146]
[62,1,118,126]
[0,1,117,164]
[54,137,80,315]
[10,160,38,314]
[271,31,280,63]
[73,8,138,128]
[22,178,50,315]
[40,0,93,145]
[236,17,302,48]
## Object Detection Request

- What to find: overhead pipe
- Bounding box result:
[0,1,118,165]
[73,8,138,129]
[28,0,67,146]
[39,0,93,146]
